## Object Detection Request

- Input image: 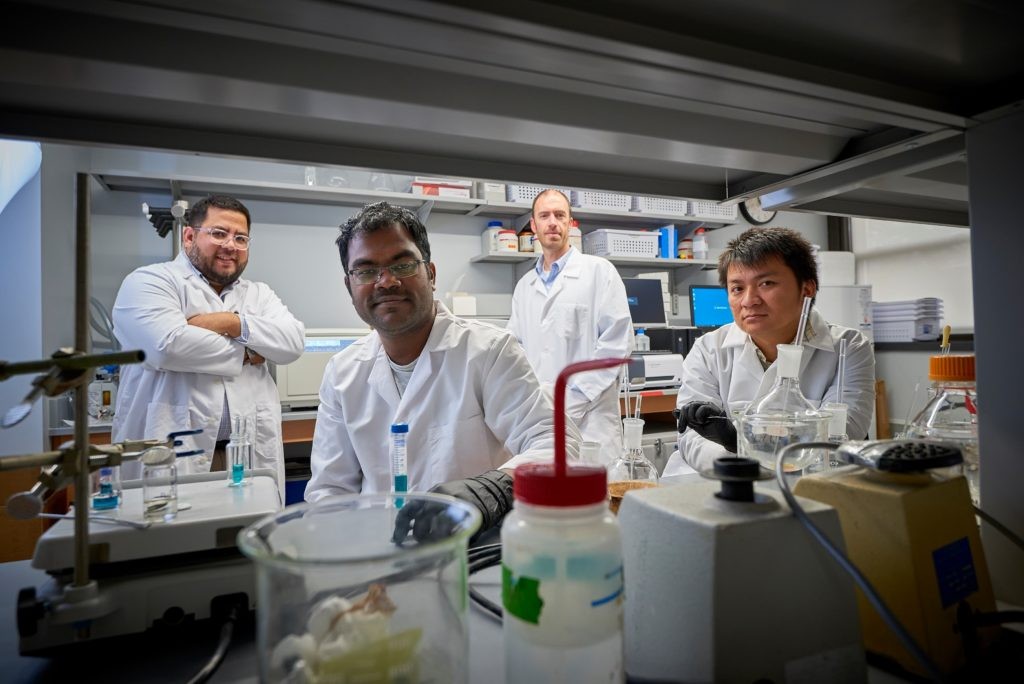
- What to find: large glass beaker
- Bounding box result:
[238,493,481,683]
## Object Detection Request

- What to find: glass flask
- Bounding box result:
[738,344,829,474]
[237,493,481,684]
[607,417,659,514]
[227,414,254,487]
[905,354,979,507]
[141,445,178,523]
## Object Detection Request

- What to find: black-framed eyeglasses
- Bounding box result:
[194,226,251,250]
[347,260,426,285]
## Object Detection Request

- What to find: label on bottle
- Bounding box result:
[501,554,623,647]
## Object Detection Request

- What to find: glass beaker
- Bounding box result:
[227,414,255,487]
[238,493,481,683]
[141,445,178,523]
[737,412,829,474]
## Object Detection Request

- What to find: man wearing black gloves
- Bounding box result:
[666,227,875,475]
[305,201,581,543]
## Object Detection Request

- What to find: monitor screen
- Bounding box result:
[689,285,733,328]
[622,278,667,327]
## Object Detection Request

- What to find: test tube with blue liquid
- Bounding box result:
[390,423,408,507]
[227,414,253,487]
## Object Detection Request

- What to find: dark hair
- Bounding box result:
[718,227,818,290]
[531,189,572,217]
[185,195,251,230]
[336,201,432,271]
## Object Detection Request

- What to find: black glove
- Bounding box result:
[678,401,738,454]
[392,470,514,546]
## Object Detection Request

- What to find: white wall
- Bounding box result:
[0,167,43,455]
[851,218,973,331]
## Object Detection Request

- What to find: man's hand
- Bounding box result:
[243,349,266,366]
[392,470,514,545]
[678,401,738,453]
[187,312,241,338]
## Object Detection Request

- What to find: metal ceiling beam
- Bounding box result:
[754,133,965,210]
[792,198,969,227]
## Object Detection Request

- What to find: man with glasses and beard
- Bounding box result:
[112,195,304,500]
[305,201,580,543]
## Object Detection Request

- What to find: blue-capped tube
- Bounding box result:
[390,423,409,507]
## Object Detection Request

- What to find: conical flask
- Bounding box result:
[738,344,828,473]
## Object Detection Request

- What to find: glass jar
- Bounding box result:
[141,445,178,523]
[607,418,659,514]
[905,355,978,506]
[238,493,481,683]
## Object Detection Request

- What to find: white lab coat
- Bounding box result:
[112,252,304,497]
[665,309,875,474]
[305,302,581,501]
[508,248,633,465]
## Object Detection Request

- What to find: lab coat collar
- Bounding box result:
[721,308,834,353]
[171,250,244,297]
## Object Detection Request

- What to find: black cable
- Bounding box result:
[775,442,948,683]
[974,505,1024,553]
[468,546,504,622]
[186,606,239,684]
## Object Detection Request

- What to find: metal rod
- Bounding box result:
[73,173,91,589]
[0,451,64,471]
[0,350,144,379]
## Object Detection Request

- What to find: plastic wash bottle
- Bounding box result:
[503,357,629,684]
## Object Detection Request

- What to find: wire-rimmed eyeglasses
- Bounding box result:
[194,226,251,250]
[347,260,426,285]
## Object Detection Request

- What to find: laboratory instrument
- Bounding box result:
[226,414,254,487]
[794,439,997,677]
[17,470,281,654]
[607,417,658,514]
[904,353,979,506]
[619,456,864,682]
[625,353,683,389]
[503,358,630,684]
[737,343,829,472]
[142,445,179,522]
[238,492,480,683]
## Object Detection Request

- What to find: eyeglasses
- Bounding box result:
[194,226,251,250]
[347,260,426,285]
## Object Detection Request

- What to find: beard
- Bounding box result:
[186,242,246,288]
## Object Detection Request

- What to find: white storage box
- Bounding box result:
[688,201,738,221]
[506,184,572,205]
[571,190,633,212]
[872,317,942,343]
[632,196,690,215]
[583,229,659,258]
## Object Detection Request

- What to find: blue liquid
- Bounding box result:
[393,474,407,508]
[92,493,119,510]
[231,462,245,486]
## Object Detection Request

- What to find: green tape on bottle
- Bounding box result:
[502,565,544,624]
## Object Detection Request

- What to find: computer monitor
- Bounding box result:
[622,278,668,327]
[689,285,733,329]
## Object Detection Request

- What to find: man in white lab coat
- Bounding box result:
[305,201,580,539]
[666,227,874,474]
[113,195,305,497]
[508,190,633,466]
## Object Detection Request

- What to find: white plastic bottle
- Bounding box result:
[692,227,708,260]
[634,328,650,352]
[502,467,624,683]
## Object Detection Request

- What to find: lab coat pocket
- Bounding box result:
[551,303,585,339]
[426,414,490,485]
[251,402,282,469]
[144,401,195,440]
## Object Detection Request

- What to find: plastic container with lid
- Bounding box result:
[692,227,708,260]
[905,354,979,506]
[569,219,583,251]
[678,238,693,259]
[503,358,628,684]
[518,226,535,253]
